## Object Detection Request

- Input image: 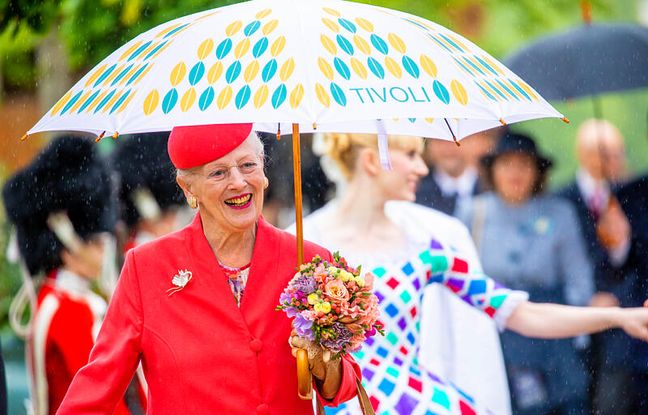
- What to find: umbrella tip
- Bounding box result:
[20,133,29,141]
[499,118,507,126]
[276,124,281,141]
[312,122,317,130]
[112,132,119,140]
[561,117,571,124]
[95,131,106,143]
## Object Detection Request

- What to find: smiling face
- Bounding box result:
[177,134,266,234]
[375,138,429,202]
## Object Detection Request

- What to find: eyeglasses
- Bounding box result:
[207,160,261,182]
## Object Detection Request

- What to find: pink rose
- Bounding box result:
[324,279,350,302]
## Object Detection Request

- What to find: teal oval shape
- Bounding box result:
[77,90,101,113]
[189,62,206,86]
[226,61,242,84]
[216,38,233,60]
[236,85,252,109]
[367,57,385,79]
[370,34,389,55]
[253,37,269,58]
[262,59,278,82]
[336,34,354,56]
[199,87,215,111]
[94,89,117,113]
[125,63,149,86]
[330,82,347,106]
[271,84,287,109]
[60,90,85,115]
[162,88,179,114]
[334,57,351,80]
[94,64,117,87]
[433,80,450,104]
[244,20,261,37]
[402,56,420,79]
[109,89,132,114]
[338,18,357,33]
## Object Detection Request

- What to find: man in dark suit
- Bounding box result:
[416,131,496,215]
[557,118,635,415]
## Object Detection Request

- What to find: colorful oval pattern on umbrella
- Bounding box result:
[334,57,351,80]
[336,35,354,56]
[367,57,385,79]
[338,18,357,33]
[451,80,468,105]
[162,88,178,113]
[226,61,242,84]
[318,58,334,80]
[188,62,205,86]
[217,86,233,109]
[272,84,287,109]
[253,37,269,58]
[433,80,450,104]
[315,83,330,107]
[199,87,215,111]
[254,85,269,108]
[216,39,232,60]
[244,20,261,37]
[402,56,420,78]
[330,82,346,106]
[181,88,197,112]
[262,59,278,82]
[236,85,252,109]
[370,34,389,55]
[290,84,304,108]
[197,39,214,60]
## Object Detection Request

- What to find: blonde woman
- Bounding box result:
[291,132,648,415]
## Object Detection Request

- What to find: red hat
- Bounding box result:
[167,123,253,169]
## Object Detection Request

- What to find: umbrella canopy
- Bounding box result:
[504,23,648,101]
[28,0,562,141]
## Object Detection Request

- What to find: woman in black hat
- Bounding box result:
[458,132,595,414]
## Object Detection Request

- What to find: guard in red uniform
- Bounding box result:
[2,136,130,415]
[57,124,361,414]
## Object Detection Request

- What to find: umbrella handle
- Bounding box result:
[296,348,313,399]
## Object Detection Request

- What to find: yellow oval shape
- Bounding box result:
[322,18,340,33]
[208,62,224,84]
[170,62,187,86]
[420,54,437,78]
[271,36,286,56]
[450,80,468,105]
[355,17,374,32]
[353,35,371,55]
[50,91,73,115]
[263,19,279,35]
[350,58,367,79]
[290,84,304,108]
[320,34,337,55]
[315,83,330,107]
[197,39,214,60]
[256,8,272,19]
[518,80,538,100]
[385,57,402,79]
[143,90,160,115]
[119,41,143,61]
[226,20,243,37]
[217,86,233,109]
[85,64,108,87]
[254,85,269,108]
[323,7,341,17]
[388,33,406,54]
[70,90,92,113]
[244,60,260,83]
[280,58,295,81]
[234,38,251,59]
[318,58,334,80]
[181,88,197,112]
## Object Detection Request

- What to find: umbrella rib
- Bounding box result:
[443,118,460,147]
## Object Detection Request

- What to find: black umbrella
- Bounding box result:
[503,23,648,101]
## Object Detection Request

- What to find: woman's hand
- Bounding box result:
[619,306,648,342]
[289,331,342,399]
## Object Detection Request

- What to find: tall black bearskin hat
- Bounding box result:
[2,135,117,276]
[111,132,184,228]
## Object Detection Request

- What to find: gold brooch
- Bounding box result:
[167,269,192,296]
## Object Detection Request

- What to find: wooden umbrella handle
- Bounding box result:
[296,348,312,399]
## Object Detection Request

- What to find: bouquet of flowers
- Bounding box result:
[277,252,383,357]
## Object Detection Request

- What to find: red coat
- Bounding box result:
[30,271,130,415]
[58,214,360,414]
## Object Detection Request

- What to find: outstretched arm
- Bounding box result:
[507,301,648,341]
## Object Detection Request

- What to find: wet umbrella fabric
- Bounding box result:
[504,23,648,101]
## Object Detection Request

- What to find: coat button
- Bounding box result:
[250,339,263,352]
[256,403,269,414]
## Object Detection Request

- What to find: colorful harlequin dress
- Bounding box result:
[293,201,527,415]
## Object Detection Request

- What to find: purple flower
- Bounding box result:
[321,323,353,353]
[293,312,315,341]
[292,275,317,295]
[284,306,299,318]
[279,292,293,305]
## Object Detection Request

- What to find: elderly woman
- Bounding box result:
[291,132,648,415]
[57,124,360,415]
[457,132,595,414]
